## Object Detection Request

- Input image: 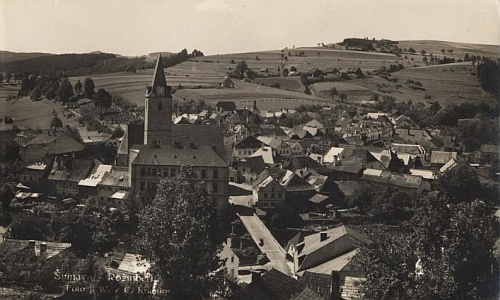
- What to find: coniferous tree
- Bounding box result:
[83,77,95,99]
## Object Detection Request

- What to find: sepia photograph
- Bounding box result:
[0,0,499,299]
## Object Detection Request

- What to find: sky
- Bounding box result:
[1,0,499,56]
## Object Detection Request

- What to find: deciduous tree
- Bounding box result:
[134,167,225,299]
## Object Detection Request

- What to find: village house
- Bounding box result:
[47,156,96,199]
[476,144,499,163]
[288,141,307,157]
[257,136,291,157]
[19,160,52,191]
[216,101,237,113]
[233,135,264,159]
[394,128,443,151]
[78,164,130,207]
[250,145,280,165]
[361,168,431,193]
[252,174,286,211]
[431,151,457,167]
[20,130,84,164]
[221,76,235,88]
[285,225,368,276]
[232,156,266,183]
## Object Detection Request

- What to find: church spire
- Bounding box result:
[151,54,168,93]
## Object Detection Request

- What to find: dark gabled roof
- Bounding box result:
[99,166,130,188]
[26,133,83,155]
[216,101,237,111]
[48,158,95,182]
[231,268,326,300]
[0,238,71,261]
[334,181,360,197]
[120,123,226,162]
[237,156,266,174]
[431,151,457,165]
[394,128,442,149]
[361,170,423,189]
[289,231,306,247]
[235,135,263,149]
[130,144,227,167]
[328,159,364,174]
[300,272,333,299]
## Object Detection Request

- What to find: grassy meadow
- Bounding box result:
[1,40,498,129]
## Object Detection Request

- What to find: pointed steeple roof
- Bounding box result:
[151,54,168,92]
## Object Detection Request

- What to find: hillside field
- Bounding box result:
[0,40,498,130]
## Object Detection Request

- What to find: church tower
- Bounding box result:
[144,54,173,146]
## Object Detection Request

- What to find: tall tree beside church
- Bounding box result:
[134,167,225,300]
[83,77,95,99]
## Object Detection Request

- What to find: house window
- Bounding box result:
[152,168,157,176]
[271,187,275,192]
[264,193,268,198]
[140,182,145,190]
[171,169,176,177]
[147,168,151,176]
[141,168,145,176]
[158,102,163,110]
[213,170,218,179]
[271,193,275,199]
[213,183,218,193]
[201,169,206,178]
[270,202,275,208]
[263,202,268,208]
[231,256,234,263]
[163,169,169,177]
[156,139,161,145]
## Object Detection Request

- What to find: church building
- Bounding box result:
[124,55,229,208]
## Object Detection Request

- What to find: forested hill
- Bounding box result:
[0,48,205,77]
[0,50,54,63]
[0,52,154,77]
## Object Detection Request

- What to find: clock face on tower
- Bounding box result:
[155,86,165,96]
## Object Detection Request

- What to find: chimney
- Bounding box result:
[29,240,36,247]
[330,272,341,300]
[333,155,338,166]
[40,242,48,253]
[251,270,262,284]
[320,232,328,242]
